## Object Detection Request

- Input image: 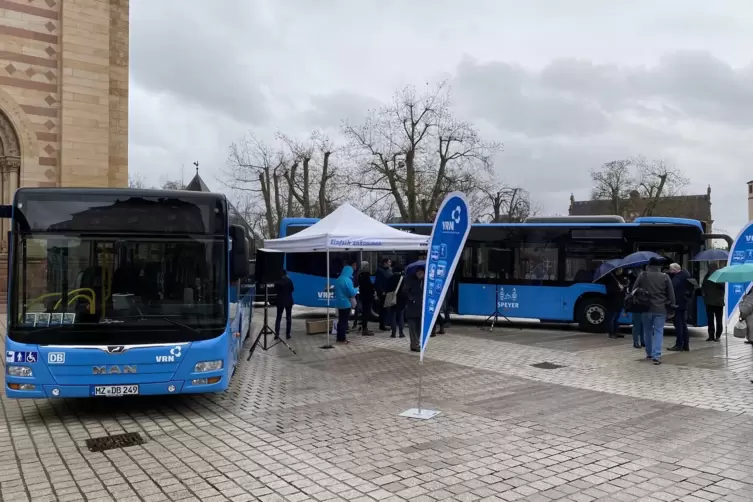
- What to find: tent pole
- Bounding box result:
[322,247,334,349]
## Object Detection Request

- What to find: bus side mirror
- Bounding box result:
[230,225,250,280]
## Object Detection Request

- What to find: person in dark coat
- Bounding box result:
[274,269,294,339]
[668,263,693,351]
[384,265,406,338]
[374,258,393,330]
[404,266,425,352]
[627,267,645,348]
[357,261,375,336]
[605,269,626,339]
[702,263,725,342]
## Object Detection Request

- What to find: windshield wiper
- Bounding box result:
[159,317,200,335]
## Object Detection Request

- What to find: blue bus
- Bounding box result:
[3,188,253,399]
[279,215,731,332]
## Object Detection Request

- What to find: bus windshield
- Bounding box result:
[9,234,227,345]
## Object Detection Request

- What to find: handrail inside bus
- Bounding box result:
[53,288,96,313]
[26,289,96,316]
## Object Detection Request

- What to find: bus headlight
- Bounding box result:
[194,360,223,372]
[7,366,33,377]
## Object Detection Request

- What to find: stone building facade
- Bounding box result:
[569,187,714,233]
[0,0,129,301]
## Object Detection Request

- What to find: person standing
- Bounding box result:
[334,260,358,344]
[357,261,375,336]
[404,265,425,352]
[738,288,753,347]
[668,263,693,352]
[627,268,645,349]
[273,269,295,340]
[374,258,393,331]
[702,263,725,341]
[384,265,406,338]
[605,269,626,339]
[634,258,676,364]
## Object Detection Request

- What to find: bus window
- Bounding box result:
[564,242,625,282]
[516,245,558,281]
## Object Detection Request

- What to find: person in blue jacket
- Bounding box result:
[334,260,358,343]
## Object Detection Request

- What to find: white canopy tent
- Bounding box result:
[264,203,429,252]
[263,203,429,348]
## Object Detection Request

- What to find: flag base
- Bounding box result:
[400,408,441,420]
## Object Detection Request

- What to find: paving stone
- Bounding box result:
[3,315,753,501]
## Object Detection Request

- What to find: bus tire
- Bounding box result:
[577,296,608,333]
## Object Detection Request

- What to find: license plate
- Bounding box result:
[93,385,139,397]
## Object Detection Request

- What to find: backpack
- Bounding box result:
[624,287,651,313]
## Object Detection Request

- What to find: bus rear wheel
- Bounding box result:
[577,297,608,333]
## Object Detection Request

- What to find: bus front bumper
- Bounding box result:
[6,378,226,399]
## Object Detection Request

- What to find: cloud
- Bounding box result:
[448,52,753,234]
[129,1,273,125]
[127,0,753,237]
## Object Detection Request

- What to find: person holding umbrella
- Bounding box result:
[593,259,627,339]
[627,266,646,348]
[604,268,627,339]
[702,263,725,341]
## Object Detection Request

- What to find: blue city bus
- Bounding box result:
[279,215,731,332]
[2,188,253,399]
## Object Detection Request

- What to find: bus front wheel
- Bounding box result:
[577,297,608,333]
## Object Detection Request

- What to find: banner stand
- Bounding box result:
[400,191,470,421]
[321,248,334,349]
[400,361,440,420]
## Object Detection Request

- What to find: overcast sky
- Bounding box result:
[129,0,753,236]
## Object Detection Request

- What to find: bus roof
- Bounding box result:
[14,187,227,203]
[280,215,704,232]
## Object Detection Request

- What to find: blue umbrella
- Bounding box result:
[593,259,625,282]
[691,249,729,262]
[405,260,425,276]
[621,251,664,268]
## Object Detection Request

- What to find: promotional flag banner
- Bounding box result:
[725,221,753,321]
[419,192,471,361]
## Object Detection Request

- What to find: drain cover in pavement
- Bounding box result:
[85,432,145,452]
[531,362,565,369]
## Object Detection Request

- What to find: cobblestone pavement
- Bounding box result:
[2,310,753,501]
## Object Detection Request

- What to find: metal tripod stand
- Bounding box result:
[247,285,296,360]
[483,271,521,332]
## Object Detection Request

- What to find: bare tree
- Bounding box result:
[277,129,338,218]
[589,156,691,218]
[634,156,690,216]
[128,175,147,189]
[589,159,635,215]
[224,134,288,238]
[343,81,501,222]
[479,181,538,223]
[161,179,186,190]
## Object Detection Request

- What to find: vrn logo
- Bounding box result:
[155,346,182,363]
[442,205,463,231]
[318,291,334,300]
[746,235,753,242]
